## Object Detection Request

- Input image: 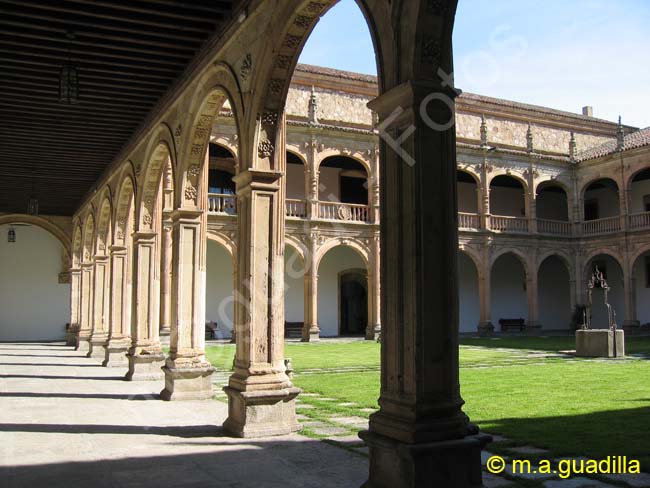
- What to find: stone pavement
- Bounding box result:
[0,342,367,488]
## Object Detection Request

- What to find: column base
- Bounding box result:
[366,324,381,341]
[301,325,320,342]
[76,330,91,353]
[359,430,491,488]
[223,385,301,438]
[88,334,108,360]
[160,362,215,401]
[477,322,494,336]
[65,325,79,346]
[125,352,166,381]
[103,338,130,368]
[230,328,236,344]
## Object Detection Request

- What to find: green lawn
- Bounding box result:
[205,336,650,470]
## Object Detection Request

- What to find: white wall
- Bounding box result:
[634,252,650,325]
[588,256,625,328]
[317,246,366,336]
[490,186,525,216]
[491,253,528,325]
[458,182,478,213]
[584,186,620,218]
[319,166,341,201]
[629,179,650,213]
[285,246,305,324]
[537,190,568,220]
[538,257,571,330]
[286,164,306,200]
[0,224,70,341]
[458,252,479,333]
[205,240,234,338]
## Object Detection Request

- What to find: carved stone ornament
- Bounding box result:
[188,164,201,177]
[338,206,352,220]
[284,35,302,49]
[261,112,279,126]
[294,15,314,30]
[421,35,442,65]
[185,184,198,201]
[258,140,275,159]
[240,53,252,81]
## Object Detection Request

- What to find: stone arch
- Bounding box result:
[95,192,113,256]
[206,231,236,263]
[490,248,531,278]
[138,139,173,231]
[71,222,82,268]
[81,211,96,263]
[459,246,482,276]
[179,62,243,209]
[316,151,372,176]
[285,236,308,264]
[533,178,570,195]
[580,176,621,201]
[457,167,480,186]
[627,165,650,191]
[487,172,529,192]
[316,238,370,271]
[0,214,71,265]
[537,250,574,282]
[631,245,650,269]
[287,148,307,167]
[582,249,625,280]
[113,170,137,247]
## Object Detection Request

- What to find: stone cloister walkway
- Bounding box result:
[0,343,367,488]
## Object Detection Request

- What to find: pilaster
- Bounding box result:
[366,234,381,340]
[77,262,94,352]
[68,268,82,347]
[89,255,110,359]
[104,245,131,367]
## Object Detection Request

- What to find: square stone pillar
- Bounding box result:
[361,80,489,488]
[89,255,110,359]
[161,209,214,400]
[366,234,381,341]
[159,215,173,338]
[526,272,541,330]
[478,255,494,335]
[77,262,94,352]
[223,168,300,438]
[125,231,165,381]
[104,245,131,367]
[68,268,82,347]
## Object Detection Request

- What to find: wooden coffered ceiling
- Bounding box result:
[0,0,237,215]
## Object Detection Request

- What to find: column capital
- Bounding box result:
[169,208,202,225]
[109,245,127,255]
[234,168,283,194]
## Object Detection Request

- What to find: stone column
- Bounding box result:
[478,248,494,334]
[619,188,629,231]
[528,190,538,234]
[360,81,488,488]
[125,231,165,381]
[302,233,320,342]
[104,245,131,367]
[526,268,541,329]
[306,138,319,220]
[161,209,215,400]
[370,148,380,225]
[366,234,381,340]
[77,262,94,352]
[623,266,639,328]
[224,122,300,436]
[89,255,110,359]
[159,216,173,337]
[68,268,81,347]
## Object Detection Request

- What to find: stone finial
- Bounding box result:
[480,114,488,148]
[616,116,625,151]
[308,85,318,125]
[569,131,577,162]
[526,123,534,153]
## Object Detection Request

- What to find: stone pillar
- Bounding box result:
[104,245,131,367]
[306,139,320,220]
[360,81,488,488]
[161,209,215,400]
[302,233,320,342]
[623,267,639,328]
[125,231,165,381]
[370,148,380,225]
[159,216,173,337]
[481,184,491,231]
[68,268,81,347]
[478,249,493,334]
[366,234,381,340]
[619,188,628,231]
[77,262,94,352]
[528,190,538,234]
[224,117,300,436]
[89,255,110,359]
[526,268,541,330]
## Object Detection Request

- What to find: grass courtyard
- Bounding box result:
[206,336,650,472]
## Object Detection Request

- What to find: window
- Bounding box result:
[585,199,599,221]
[208,169,235,194]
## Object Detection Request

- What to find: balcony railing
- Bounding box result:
[286,199,307,218]
[537,218,572,236]
[629,211,650,231]
[488,215,529,233]
[208,193,237,215]
[319,201,370,222]
[458,212,480,230]
[582,216,620,236]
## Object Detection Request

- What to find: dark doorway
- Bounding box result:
[584,199,599,221]
[339,270,367,336]
[340,175,368,204]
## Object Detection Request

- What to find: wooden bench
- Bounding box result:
[284,322,303,339]
[498,318,526,333]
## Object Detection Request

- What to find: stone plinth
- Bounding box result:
[76,330,91,353]
[160,363,215,401]
[359,430,491,488]
[575,329,625,358]
[477,321,494,337]
[103,338,130,368]
[223,386,301,438]
[88,334,108,360]
[125,353,166,381]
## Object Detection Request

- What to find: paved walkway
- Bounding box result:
[0,343,367,488]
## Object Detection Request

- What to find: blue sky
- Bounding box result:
[298,0,650,128]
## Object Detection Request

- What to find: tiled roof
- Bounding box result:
[577,127,650,161]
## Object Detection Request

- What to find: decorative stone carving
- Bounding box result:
[284,35,302,49]
[258,140,274,158]
[184,184,198,201]
[240,53,252,81]
[421,35,442,65]
[276,55,293,70]
[294,15,314,30]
